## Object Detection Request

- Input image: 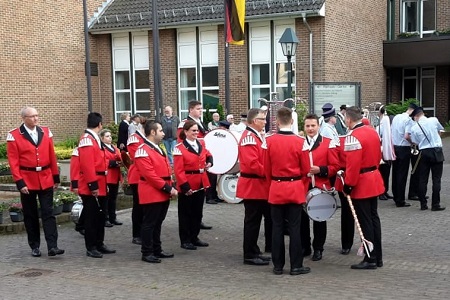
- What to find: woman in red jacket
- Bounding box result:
[173,120,213,250]
[100,129,123,227]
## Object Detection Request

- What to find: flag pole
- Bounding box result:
[151,0,162,122]
[82,0,93,112]
[224,0,231,115]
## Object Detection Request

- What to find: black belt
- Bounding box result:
[240,172,265,179]
[140,176,171,181]
[360,166,377,174]
[271,175,302,182]
[96,171,108,176]
[185,170,204,174]
[20,165,50,172]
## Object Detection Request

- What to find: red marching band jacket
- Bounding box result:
[7,125,60,191]
[70,147,80,191]
[173,139,212,193]
[344,124,385,199]
[301,135,340,191]
[263,132,308,205]
[134,142,173,204]
[236,127,269,200]
[126,130,146,185]
[77,131,107,196]
[334,136,347,192]
[103,143,122,185]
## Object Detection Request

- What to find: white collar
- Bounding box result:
[86,128,102,148]
[24,125,37,135]
[148,140,163,154]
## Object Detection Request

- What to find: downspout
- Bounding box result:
[302,13,313,112]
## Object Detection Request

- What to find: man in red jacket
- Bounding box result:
[300,114,340,261]
[134,121,178,263]
[343,106,384,269]
[263,107,310,276]
[236,108,271,266]
[7,106,63,257]
[78,112,116,258]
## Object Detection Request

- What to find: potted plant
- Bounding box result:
[0,161,11,176]
[9,200,24,222]
[0,202,9,224]
[397,32,419,39]
[55,191,78,212]
[52,197,63,216]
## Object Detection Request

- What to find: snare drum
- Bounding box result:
[305,188,337,222]
[217,174,242,204]
[70,199,83,224]
[204,129,239,174]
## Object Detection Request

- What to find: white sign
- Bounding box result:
[312,83,359,115]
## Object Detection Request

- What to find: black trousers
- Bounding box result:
[243,200,272,258]
[131,184,143,238]
[417,151,443,208]
[141,200,170,256]
[271,204,303,270]
[352,197,382,263]
[80,194,106,251]
[178,190,205,244]
[20,188,58,251]
[300,209,326,252]
[392,146,410,204]
[339,192,354,250]
[205,172,218,201]
[378,162,391,195]
[102,183,119,222]
[408,154,421,198]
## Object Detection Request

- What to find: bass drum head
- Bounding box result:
[218,174,242,204]
[204,129,239,174]
[70,199,83,224]
[305,188,337,222]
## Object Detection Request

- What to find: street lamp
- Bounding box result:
[279,28,299,102]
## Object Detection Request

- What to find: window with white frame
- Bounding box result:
[401,0,436,36]
[112,33,150,122]
[249,21,296,108]
[177,27,218,120]
[402,67,435,116]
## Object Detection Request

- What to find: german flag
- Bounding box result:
[225,0,246,45]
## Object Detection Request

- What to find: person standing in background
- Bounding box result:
[207,113,220,131]
[376,106,395,200]
[117,112,130,151]
[128,114,141,137]
[161,106,180,165]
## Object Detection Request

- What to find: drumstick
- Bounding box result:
[309,151,315,188]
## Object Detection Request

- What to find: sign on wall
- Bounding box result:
[310,82,361,115]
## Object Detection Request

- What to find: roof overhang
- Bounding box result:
[383,36,450,68]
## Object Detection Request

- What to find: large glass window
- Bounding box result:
[402,67,435,116]
[401,0,436,36]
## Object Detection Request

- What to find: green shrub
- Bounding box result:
[0,143,7,159]
[385,98,419,116]
[55,137,79,149]
[54,148,73,160]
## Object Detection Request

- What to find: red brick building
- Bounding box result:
[1,0,449,140]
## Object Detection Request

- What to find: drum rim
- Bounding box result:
[204,128,239,175]
[217,174,242,204]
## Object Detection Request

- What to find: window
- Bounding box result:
[112,33,150,121]
[249,21,296,108]
[177,27,219,119]
[402,67,435,116]
[401,0,436,36]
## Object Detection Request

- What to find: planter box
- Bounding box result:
[62,202,74,212]
[53,205,63,216]
[0,213,3,224]
[10,211,24,222]
[58,160,71,183]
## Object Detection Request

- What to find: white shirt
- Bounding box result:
[24,125,38,143]
[186,139,198,152]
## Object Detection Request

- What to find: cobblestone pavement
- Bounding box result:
[1,140,450,299]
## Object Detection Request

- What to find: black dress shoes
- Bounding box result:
[290,267,311,275]
[385,193,394,199]
[273,267,283,275]
[155,251,174,258]
[243,257,269,266]
[215,198,225,203]
[48,247,65,256]
[181,243,197,250]
[112,220,123,225]
[98,245,116,254]
[341,249,351,255]
[193,240,209,247]
[431,206,446,211]
[409,195,429,201]
[421,205,429,210]
[312,250,323,261]
[31,248,41,257]
[200,222,212,230]
[142,255,161,263]
[258,255,271,262]
[206,199,218,204]
[86,249,103,258]
[396,202,411,207]
[132,237,142,245]
[377,260,383,268]
[378,194,388,200]
[350,261,377,270]
[104,221,114,227]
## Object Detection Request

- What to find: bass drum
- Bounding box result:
[217,174,242,204]
[305,188,337,222]
[70,199,83,224]
[204,129,239,174]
